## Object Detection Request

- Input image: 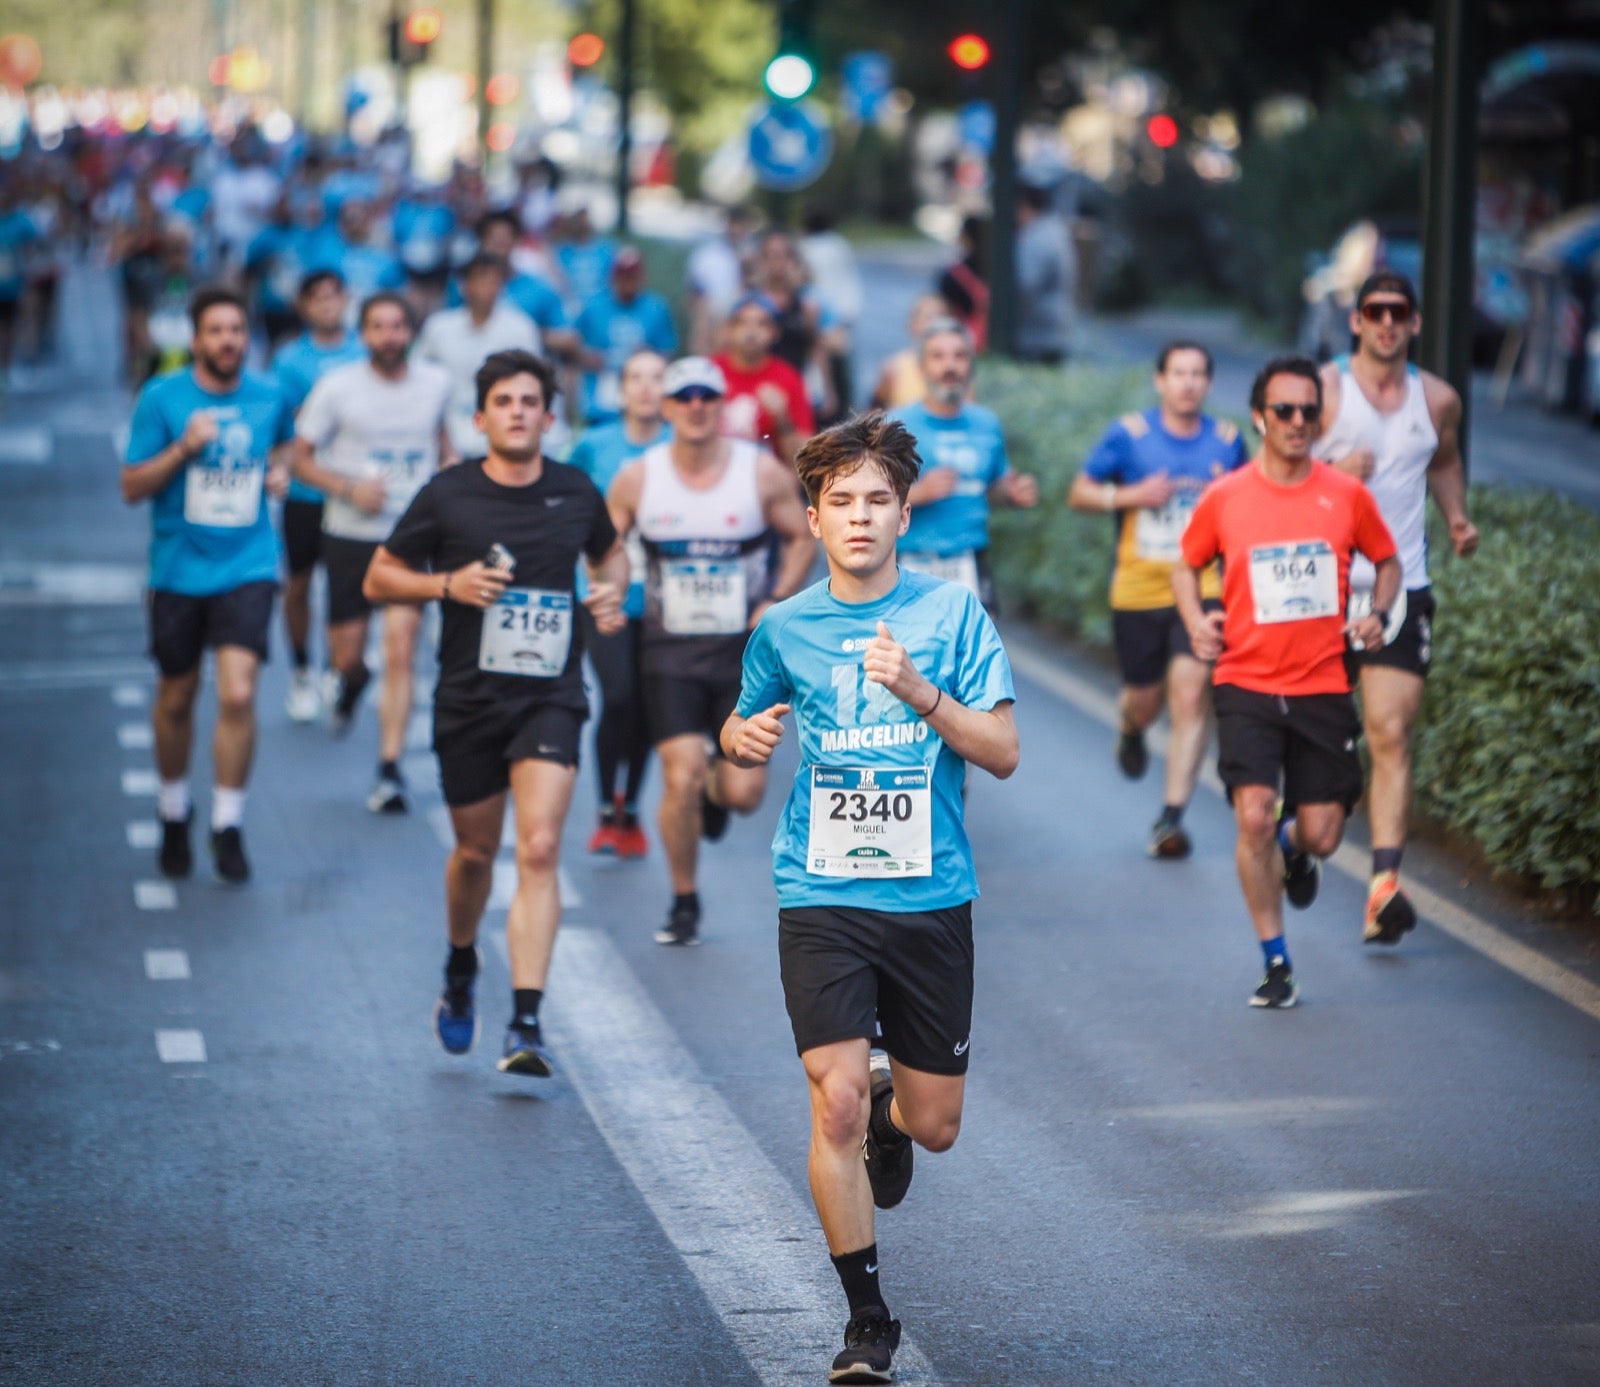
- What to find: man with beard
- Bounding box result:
[291,292,454,815]
[890,319,1038,606]
[121,287,296,885]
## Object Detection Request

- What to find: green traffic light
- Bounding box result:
[764,53,815,100]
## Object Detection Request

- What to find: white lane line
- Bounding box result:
[154,1029,206,1063]
[0,424,51,465]
[0,658,153,692]
[144,949,191,981]
[134,881,177,910]
[117,722,154,750]
[495,926,940,1386]
[0,562,145,605]
[126,820,160,850]
[121,769,159,797]
[112,683,148,708]
[1006,640,1600,1026]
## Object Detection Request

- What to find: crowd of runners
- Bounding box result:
[63,122,1480,1384]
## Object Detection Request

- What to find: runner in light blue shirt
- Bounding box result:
[572,249,677,423]
[720,410,1019,1387]
[891,318,1038,603]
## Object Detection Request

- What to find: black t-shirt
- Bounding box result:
[385,458,617,719]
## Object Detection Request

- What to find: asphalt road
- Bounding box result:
[3,262,1599,1386]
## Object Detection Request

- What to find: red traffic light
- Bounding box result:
[947,34,990,71]
[403,8,442,45]
[568,32,605,67]
[1146,113,1179,149]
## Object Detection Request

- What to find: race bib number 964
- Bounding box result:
[1248,540,1338,625]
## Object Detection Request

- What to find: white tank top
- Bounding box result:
[1314,361,1438,591]
[637,440,771,644]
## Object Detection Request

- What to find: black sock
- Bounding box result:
[831,1244,886,1316]
[337,663,370,714]
[291,643,309,670]
[1373,847,1403,875]
[446,944,478,980]
[673,891,700,917]
[869,1088,908,1149]
[512,988,543,1025]
[1158,803,1184,827]
[378,759,401,782]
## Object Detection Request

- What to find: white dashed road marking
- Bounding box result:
[121,769,158,796]
[126,821,160,850]
[134,881,177,910]
[143,949,191,981]
[154,1029,206,1063]
[117,722,154,750]
[112,683,148,708]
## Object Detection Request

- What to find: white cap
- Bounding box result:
[662,356,728,398]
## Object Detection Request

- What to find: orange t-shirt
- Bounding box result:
[1181,459,1397,696]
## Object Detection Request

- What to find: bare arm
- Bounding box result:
[1067,468,1170,513]
[291,436,383,513]
[121,412,216,504]
[581,540,631,636]
[605,459,644,541]
[1317,365,1375,479]
[1423,376,1477,556]
[1173,564,1224,662]
[862,620,1019,779]
[721,702,792,769]
[759,454,817,605]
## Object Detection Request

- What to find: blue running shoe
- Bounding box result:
[434,966,479,1056]
[497,1019,553,1077]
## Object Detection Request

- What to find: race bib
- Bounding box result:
[268,255,302,304]
[806,767,932,878]
[150,307,191,353]
[662,558,746,635]
[478,588,573,677]
[593,371,622,415]
[184,464,262,528]
[1248,540,1338,624]
[899,549,980,596]
[1133,495,1197,563]
[1346,587,1407,651]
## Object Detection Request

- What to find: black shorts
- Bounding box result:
[1345,586,1434,682]
[434,700,586,807]
[779,902,975,1076]
[1112,600,1220,687]
[1213,683,1365,814]
[148,581,276,678]
[0,298,16,327]
[322,535,379,625]
[281,499,325,576]
[645,668,745,745]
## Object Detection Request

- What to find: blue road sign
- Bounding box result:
[842,50,893,123]
[747,100,833,193]
[958,100,996,154]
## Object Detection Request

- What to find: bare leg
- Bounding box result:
[803,1038,876,1255]
[377,605,421,765]
[1162,656,1212,810]
[1359,664,1425,860]
[503,758,578,990]
[153,668,201,782]
[210,647,261,789]
[446,792,505,948]
[655,733,709,896]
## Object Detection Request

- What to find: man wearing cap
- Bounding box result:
[415,253,542,463]
[714,292,816,468]
[607,356,816,946]
[573,246,678,425]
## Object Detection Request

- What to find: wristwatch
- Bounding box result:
[1370,607,1390,629]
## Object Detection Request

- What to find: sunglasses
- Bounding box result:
[1263,402,1322,423]
[1359,300,1413,324]
[670,386,722,403]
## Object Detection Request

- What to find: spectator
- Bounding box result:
[1014,183,1076,365]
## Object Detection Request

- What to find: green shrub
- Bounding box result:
[1414,490,1600,903]
[984,358,1600,905]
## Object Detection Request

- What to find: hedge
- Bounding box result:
[980,358,1600,908]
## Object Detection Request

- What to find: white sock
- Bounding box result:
[212,786,246,831]
[158,779,190,823]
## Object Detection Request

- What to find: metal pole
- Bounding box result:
[1419,0,1481,473]
[616,0,637,235]
[987,0,1023,357]
[477,0,494,160]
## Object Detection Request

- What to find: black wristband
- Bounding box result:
[919,688,943,719]
[1370,608,1390,628]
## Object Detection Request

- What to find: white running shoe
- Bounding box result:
[286,669,322,724]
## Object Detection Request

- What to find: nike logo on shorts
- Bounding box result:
[953,1037,970,1056]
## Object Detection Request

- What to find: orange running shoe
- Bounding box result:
[587,810,620,856]
[1363,870,1417,945]
[613,807,649,859]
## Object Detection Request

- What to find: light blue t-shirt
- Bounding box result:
[556,237,618,311]
[737,568,1016,912]
[273,331,367,502]
[569,419,670,617]
[125,369,295,596]
[303,231,405,301]
[893,401,1011,556]
[0,210,39,302]
[574,289,678,422]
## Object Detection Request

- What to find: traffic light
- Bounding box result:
[387,8,441,67]
[763,0,815,101]
[1146,113,1179,149]
[947,34,990,71]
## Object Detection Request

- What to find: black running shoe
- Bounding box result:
[1116,728,1148,780]
[497,1019,553,1077]
[828,1306,902,1385]
[1249,957,1298,1009]
[654,898,701,947]
[862,1052,913,1210]
[1282,845,1321,910]
[700,786,730,842]
[158,813,192,879]
[210,826,250,885]
[1147,818,1192,860]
